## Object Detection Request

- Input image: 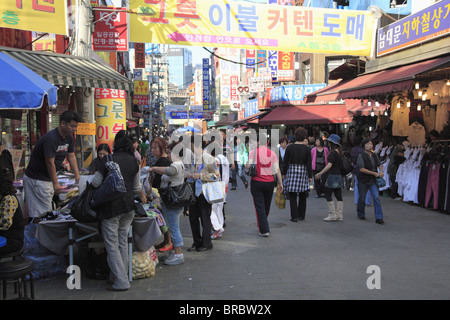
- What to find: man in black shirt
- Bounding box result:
[24,110,81,219]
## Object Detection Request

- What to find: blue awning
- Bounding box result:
[0,52,57,109]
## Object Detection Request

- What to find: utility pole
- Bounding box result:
[72,0,95,168]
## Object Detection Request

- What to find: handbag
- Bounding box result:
[160,181,196,208]
[202,180,226,204]
[376,177,386,188]
[90,154,127,208]
[70,182,98,222]
[245,148,257,177]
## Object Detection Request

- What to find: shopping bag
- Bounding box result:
[202,181,226,204]
[275,186,286,209]
[70,182,98,222]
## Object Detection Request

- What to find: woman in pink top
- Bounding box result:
[246,133,283,237]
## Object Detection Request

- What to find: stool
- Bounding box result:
[0,249,24,261]
[0,260,34,300]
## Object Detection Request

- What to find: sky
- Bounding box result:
[171,45,213,66]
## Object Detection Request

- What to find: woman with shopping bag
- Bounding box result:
[246,133,283,237]
[186,135,220,252]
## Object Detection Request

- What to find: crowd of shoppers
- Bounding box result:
[12,115,389,292]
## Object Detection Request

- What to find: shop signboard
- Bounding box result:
[0,0,67,35]
[135,43,145,68]
[246,49,256,69]
[244,99,259,118]
[268,50,278,81]
[278,51,295,81]
[133,80,149,105]
[129,0,377,56]
[94,88,127,149]
[377,0,450,57]
[93,7,128,52]
[269,84,326,106]
[203,58,210,110]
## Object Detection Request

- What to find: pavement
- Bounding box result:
[24,184,450,301]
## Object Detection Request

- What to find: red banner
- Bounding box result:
[93,7,128,52]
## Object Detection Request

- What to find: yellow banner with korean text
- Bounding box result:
[0,0,67,35]
[94,89,127,150]
[130,0,377,56]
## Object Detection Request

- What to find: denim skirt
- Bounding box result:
[325,174,343,189]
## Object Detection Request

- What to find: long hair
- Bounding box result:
[0,167,16,196]
[113,130,135,155]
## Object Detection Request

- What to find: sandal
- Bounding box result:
[158,244,173,252]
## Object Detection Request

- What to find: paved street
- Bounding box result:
[31,185,450,301]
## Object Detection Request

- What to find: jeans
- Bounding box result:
[354,175,372,205]
[101,210,134,290]
[231,162,248,188]
[357,182,383,220]
[161,203,184,248]
[250,179,275,234]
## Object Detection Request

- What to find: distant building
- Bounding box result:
[167,47,193,89]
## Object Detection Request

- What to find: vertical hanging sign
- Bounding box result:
[135,43,145,68]
[94,89,127,150]
[202,58,210,111]
[278,51,295,81]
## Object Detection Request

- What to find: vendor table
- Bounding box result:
[36,216,161,282]
[0,236,6,248]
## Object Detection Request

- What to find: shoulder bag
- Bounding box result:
[245,148,257,177]
[90,154,127,208]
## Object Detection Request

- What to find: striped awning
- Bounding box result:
[0,46,132,92]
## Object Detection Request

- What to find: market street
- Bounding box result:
[32,186,450,300]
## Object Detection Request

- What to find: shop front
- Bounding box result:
[0,46,133,175]
[305,54,450,213]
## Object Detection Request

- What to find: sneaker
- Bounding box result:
[164,253,184,266]
[211,228,225,239]
[258,232,270,237]
[160,251,174,262]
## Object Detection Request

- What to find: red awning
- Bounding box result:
[307,55,450,101]
[259,104,352,125]
[232,111,270,126]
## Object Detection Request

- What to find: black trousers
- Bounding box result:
[288,191,308,220]
[188,194,212,249]
[250,180,275,234]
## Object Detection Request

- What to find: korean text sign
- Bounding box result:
[130,0,377,56]
[377,0,450,57]
[93,7,128,52]
[94,88,127,149]
[270,84,326,106]
[0,0,67,35]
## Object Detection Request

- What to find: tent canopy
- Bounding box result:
[0,52,57,109]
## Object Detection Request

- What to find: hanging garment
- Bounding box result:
[425,163,440,210]
[422,106,436,133]
[436,102,449,133]
[407,122,426,147]
[391,105,410,137]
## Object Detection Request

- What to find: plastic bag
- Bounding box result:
[275,186,285,209]
[132,251,155,280]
